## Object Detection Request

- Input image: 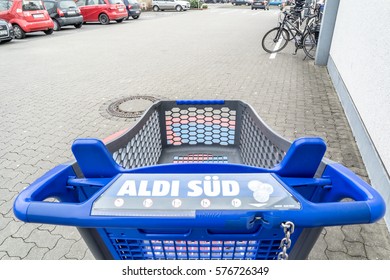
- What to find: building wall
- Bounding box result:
[328,0,390,226]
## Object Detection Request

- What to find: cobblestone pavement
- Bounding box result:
[0,4,389,260]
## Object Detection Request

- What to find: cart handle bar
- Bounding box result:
[13,162,385,229]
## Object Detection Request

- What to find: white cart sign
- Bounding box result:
[91,173,300,216]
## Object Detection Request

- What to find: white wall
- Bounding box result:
[329,0,390,225]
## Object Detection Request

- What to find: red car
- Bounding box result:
[0,0,54,39]
[75,0,127,25]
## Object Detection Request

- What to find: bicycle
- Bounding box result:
[262,10,319,59]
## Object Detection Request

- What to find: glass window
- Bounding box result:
[108,0,123,4]
[76,0,86,6]
[58,0,77,8]
[22,0,45,10]
[43,1,55,9]
[0,0,12,11]
[87,0,105,5]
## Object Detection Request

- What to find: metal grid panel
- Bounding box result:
[240,110,285,168]
[165,107,236,146]
[110,238,281,260]
[112,111,162,169]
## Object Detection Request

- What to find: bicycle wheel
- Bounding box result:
[262,27,290,53]
[302,32,317,59]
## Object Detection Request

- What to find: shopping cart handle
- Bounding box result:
[14,162,385,229]
[176,100,225,105]
[263,163,385,227]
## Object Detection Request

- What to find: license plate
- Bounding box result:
[0,30,7,36]
[136,11,140,13]
[33,14,44,18]
[67,11,76,15]
[118,8,124,11]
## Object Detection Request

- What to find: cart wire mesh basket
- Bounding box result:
[14,100,385,260]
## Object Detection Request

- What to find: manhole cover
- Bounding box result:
[107,96,160,119]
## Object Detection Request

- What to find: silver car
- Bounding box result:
[152,0,190,12]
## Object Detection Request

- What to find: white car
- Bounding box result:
[152,0,190,12]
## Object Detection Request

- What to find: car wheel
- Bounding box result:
[44,29,54,35]
[153,5,160,11]
[74,22,83,28]
[175,5,183,11]
[98,13,110,25]
[53,19,61,31]
[132,15,139,19]
[13,24,25,39]
[116,18,124,23]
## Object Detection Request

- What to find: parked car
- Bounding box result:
[43,0,83,31]
[75,0,127,24]
[268,0,282,5]
[251,0,269,10]
[0,18,14,43]
[122,0,141,20]
[152,0,190,12]
[0,0,54,39]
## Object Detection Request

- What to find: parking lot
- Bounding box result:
[1,4,390,260]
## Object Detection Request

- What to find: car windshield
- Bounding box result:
[22,0,45,10]
[108,0,123,4]
[0,0,11,11]
[127,0,138,3]
[58,0,77,8]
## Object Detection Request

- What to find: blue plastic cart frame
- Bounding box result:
[14,100,385,260]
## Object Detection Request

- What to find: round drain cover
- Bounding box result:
[107,96,160,119]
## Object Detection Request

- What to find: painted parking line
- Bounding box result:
[269,36,283,59]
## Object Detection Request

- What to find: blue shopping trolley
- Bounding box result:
[14,100,385,260]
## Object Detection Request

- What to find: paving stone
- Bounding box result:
[0,215,13,231]
[24,246,50,260]
[345,240,366,258]
[0,6,389,261]
[0,237,35,258]
[13,223,41,240]
[323,226,348,253]
[0,188,18,202]
[38,224,57,232]
[360,223,390,248]
[0,220,23,245]
[42,238,75,260]
[65,239,91,260]
[365,244,390,260]
[51,226,82,241]
[25,229,62,250]
[341,225,364,243]
[83,249,95,260]
[308,233,328,260]
[326,251,367,260]
[1,255,21,260]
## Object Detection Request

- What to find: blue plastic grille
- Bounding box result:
[110,239,281,260]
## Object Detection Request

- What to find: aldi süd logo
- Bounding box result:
[91,173,301,215]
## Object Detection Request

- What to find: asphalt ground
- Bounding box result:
[0,4,389,260]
